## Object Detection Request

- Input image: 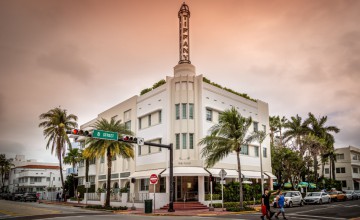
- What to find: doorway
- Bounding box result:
[175,176,198,202]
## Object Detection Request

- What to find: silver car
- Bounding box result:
[283,191,304,207]
[304,192,331,204]
[343,190,359,200]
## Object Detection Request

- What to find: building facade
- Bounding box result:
[7,155,65,193]
[76,2,275,204]
[322,146,360,190]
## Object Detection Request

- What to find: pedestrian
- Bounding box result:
[261,188,277,220]
[77,191,80,204]
[275,190,287,220]
[56,192,60,202]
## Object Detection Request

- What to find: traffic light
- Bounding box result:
[122,135,137,143]
[66,129,92,137]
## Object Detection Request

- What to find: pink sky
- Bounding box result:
[0,0,359,162]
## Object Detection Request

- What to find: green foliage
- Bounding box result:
[86,205,128,210]
[77,184,95,197]
[64,175,78,197]
[226,206,255,212]
[140,79,166,95]
[216,182,262,202]
[205,194,221,200]
[119,187,129,193]
[203,77,256,102]
[212,201,258,209]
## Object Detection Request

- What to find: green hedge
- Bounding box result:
[205,194,221,200]
[226,206,255,212]
[86,205,128,210]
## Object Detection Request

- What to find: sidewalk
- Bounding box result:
[39,200,261,217]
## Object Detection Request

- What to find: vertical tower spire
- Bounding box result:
[178,2,191,64]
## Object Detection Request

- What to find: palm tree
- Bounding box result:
[304,113,340,183]
[269,116,280,147]
[84,118,134,207]
[0,154,14,192]
[39,107,78,193]
[247,130,266,194]
[199,107,252,209]
[283,114,308,154]
[64,148,81,196]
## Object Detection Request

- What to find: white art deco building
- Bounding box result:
[77,3,275,206]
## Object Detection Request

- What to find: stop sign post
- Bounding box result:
[150,174,158,213]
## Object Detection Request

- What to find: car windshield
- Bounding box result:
[283,192,292,197]
[307,192,321,197]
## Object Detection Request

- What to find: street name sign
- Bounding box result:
[92,129,118,141]
[150,174,158,184]
[137,137,145,146]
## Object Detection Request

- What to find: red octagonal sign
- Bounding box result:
[150,174,158,184]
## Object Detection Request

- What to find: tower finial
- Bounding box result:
[178,2,191,64]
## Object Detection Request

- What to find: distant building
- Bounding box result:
[322,146,360,190]
[7,155,66,193]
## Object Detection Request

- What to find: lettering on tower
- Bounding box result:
[178,3,191,64]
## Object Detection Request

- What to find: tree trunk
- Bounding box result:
[85,159,90,182]
[236,150,244,209]
[331,159,336,180]
[321,160,325,178]
[313,154,318,184]
[105,149,112,207]
[58,154,65,199]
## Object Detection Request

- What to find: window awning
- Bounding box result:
[161,167,209,176]
[241,170,262,178]
[128,169,165,179]
[265,172,277,179]
[207,168,239,178]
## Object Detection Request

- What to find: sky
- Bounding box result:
[0,0,359,163]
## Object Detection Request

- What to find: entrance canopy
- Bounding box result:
[128,168,165,179]
[208,169,277,179]
[207,168,239,178]
[161,167,209,176]
[265,172,277,179]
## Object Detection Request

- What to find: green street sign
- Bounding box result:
[92,129,118,141]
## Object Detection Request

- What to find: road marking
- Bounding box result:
[288,213,347,220]
[0,210,25,216]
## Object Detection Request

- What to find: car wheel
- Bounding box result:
[300,201,304,206]
[319,199,323,205]
[289,201,293,208]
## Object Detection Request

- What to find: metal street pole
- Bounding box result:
[260,143,264,195]
[168,143,174,212]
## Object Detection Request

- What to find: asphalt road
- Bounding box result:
[0,199,359,220]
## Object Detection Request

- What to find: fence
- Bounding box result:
[127,192,149,203]
[86,193,101,201]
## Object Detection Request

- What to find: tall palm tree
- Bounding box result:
[247,130,266,194]
[0,154,14,192]
[64,148,81,196]
[304,113,340,183]
[199,107,252,209]
[283,114,308,154]
[84,118,134,207]
[39,107,78,193]
[269,116,280,147]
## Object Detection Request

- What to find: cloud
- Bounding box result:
[37,44,94,81]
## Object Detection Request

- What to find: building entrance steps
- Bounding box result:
[160,201,208,210]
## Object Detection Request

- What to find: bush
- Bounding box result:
[86,205,128,210]
[205,194,221,200]
[226,206,255,212]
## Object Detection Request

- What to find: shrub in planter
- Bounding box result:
[226,206,255,212]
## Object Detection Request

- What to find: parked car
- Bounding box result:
[283,191,304,207]
[343,190,359,200]
[11,193,24,201]
[304,192,331,204]
[329,191,346,201]
[20,193,37,202]
[355,190,360,198]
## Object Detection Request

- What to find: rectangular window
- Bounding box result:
[262,125,266,132]
[189,133,194,149]
[336,154,345,160]
[336,167,346,173]
[140,178,149,191]
[89,158,96,164]
[206,109,212,121]
[125,121,131,130]
[124,110,131,121]
[139,118,142,129]
[189,104,194,119]
[159,111,162,123]
[325,168,330,174]
[182,103,187,119]
[46,177,50,182]
[254,146,259,157]
[148,115,151,126]
[160,177,166,193]
[341,180,347,188]
[263,147,267,158]
[353,154,358,160]
[175,104,180,120]
[253,122,259,132]
[353,167,359,173]
[240,145,249,155]
[53,177,55,181]
[182,133,187,149]
[176,134,180,149]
